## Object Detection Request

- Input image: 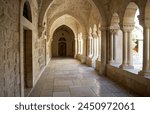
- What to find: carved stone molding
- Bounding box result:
[38,26,45,38]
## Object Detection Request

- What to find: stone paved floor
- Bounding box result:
[29,58,139,97]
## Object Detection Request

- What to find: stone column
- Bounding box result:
[80,39,82,54]
[99,27,107,75]
[91,37,94,57]
[74,38,78,58]
[92,34,98,59]
[127,31,134,68]
[77,38,80,54]
[49,38,53,59]
[90,38,92,56]
[113,31,117,62]
[93,37,96,58]
[96,38,99,58]
[139,27,150,76]
[98,36,101,61]
[109,30,114,64]
[120,30,128,69]
[88,36,92,57]
[81,36,87,63]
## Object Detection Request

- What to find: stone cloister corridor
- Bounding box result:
[1,0,150,97]
[29,58,137,97]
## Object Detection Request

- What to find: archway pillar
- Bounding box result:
[86,35,94,66]
[99,27,107,75]
[87,36,93,57]
[81,35,87,64]
[74,38,78,58]
[91,37,94,57]
[127,30,134,68]
[109,29,118,65]
[96,32,102,71]
[92,34,98,58]
[97,34,101,61]
[120,29,129,69]
[120,26,134,69]
[109,30,114,64]
[139,26,150,76]
[91,34,98,67]
[48,38,53,61]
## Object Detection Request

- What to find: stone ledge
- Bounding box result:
[106,64,150,96]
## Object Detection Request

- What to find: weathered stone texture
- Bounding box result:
[0,0,20,96]
[0,0,149,97]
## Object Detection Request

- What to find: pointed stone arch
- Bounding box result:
[123,2,139,27]
[38,0,106,29]
[120,2,143,70]
[52,25,75,57]
[23,0,32,22]
[49,14,81,40]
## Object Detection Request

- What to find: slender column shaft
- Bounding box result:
[91,38,94,56]
[93,38,96,57]
[98,36,101,60]
[88,37,92,57]
[127,31,133,66]
[110,31,114,62]
[74,38,78,58]
[122,31,128,65]
[143,27,150,71]
[113,32,116,61]
[78,39,80,54]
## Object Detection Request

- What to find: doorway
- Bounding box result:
[23,29,33,89]
[58,37,67,57]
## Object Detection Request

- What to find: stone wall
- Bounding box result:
[0,0,20,96]
[20,0,47,95]
[106,65,150,96]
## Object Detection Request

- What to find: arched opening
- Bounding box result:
[52,25,75,58]
[132,9,143,70]
[123,2,143,70]
[58,37,67,57]
[23,1,32,22]
[47,14,84,61]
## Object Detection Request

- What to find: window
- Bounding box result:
[23,1,32,22]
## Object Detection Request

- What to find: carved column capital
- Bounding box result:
[100,27,109,31]
[122,24,134,32]
[110,29,119,34]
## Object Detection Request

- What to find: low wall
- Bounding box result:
[106,65,150,96]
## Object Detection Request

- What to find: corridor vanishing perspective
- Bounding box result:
[29,58,137,97]
[1,0,150,97]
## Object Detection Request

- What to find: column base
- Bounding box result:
[86,57,92,66]
[96,59,101,71]
[91,56,98,68]
[81,55,86,64]
[119,64,134,69]
[138,70,150,76]
[86,56,97,67]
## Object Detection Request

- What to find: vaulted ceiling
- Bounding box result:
[46,0,92,26]
[37,0,111,26]
[37,0,148,27]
